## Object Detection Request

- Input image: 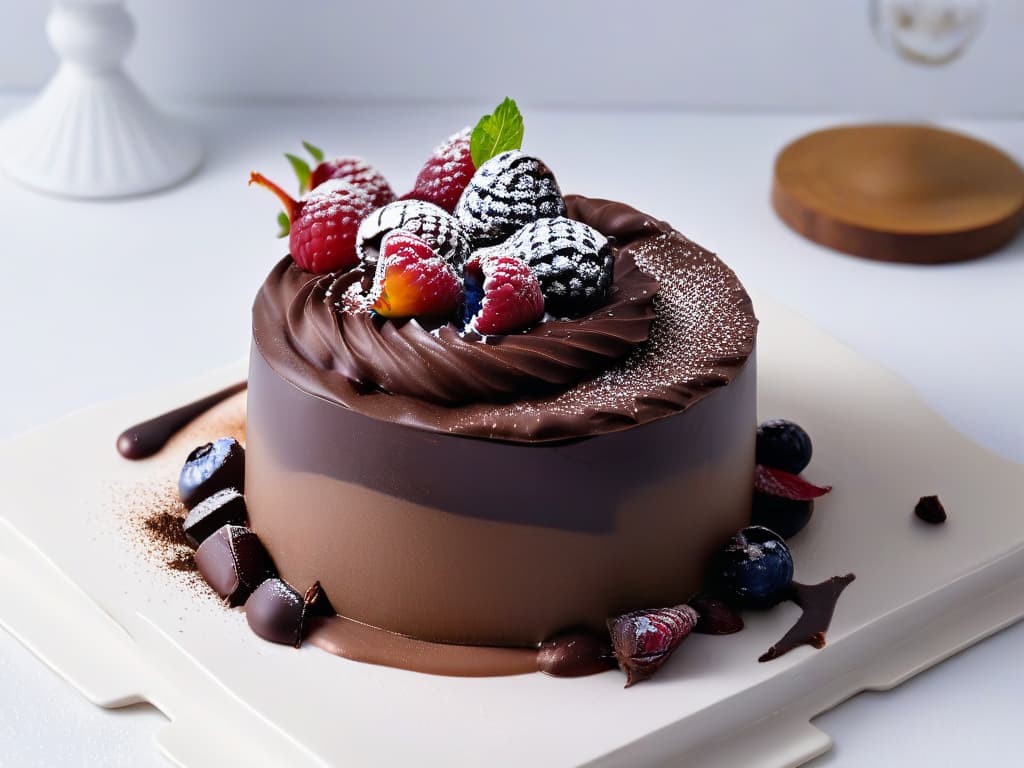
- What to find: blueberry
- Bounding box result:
[178,437,245,510]
[751,492,814,539]
[756,419,812,474]
[462,270,485,328]
[711,526,794,609]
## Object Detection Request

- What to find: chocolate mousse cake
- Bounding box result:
[124,99,852,684]
[238,97,759,654]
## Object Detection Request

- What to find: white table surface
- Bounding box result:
[0,98,1021,767]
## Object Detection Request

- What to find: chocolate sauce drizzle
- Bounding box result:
[759,574,856,662]
[116,382,247,460]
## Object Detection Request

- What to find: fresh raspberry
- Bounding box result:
[369,232,462,320]
[250,172,374,274]
[400,128,475,214]
[463,251,544,335]
[285,143,395,209]
[310,157,394,209]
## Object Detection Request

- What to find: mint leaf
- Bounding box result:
[302,140,325,164]
[276,211,290,238]
[284,153,311,193]
[470,97,524,168]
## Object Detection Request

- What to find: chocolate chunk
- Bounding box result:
[537,629,616,677]
[195,525,275,606]
[915,495,947,524]
[245,578,325,648]
[178,437,245,509]
[182,488,247,547]
[689,595,744,635]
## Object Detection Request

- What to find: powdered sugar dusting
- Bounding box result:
[449,231,757,435]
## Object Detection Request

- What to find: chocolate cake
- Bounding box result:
[245,194,758,647]
[123,100,862,684]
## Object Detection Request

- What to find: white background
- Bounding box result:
[1,1,1023,766]
[0,1,1022,115]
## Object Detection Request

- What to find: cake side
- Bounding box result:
[245,340,755,645]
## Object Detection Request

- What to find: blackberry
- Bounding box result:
[356,199,470,271]
[454,150,566,247]
[485,217,612,318]
[756,419,813,474]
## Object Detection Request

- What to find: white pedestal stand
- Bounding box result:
[0,0,201,198]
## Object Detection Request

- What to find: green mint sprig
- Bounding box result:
[470,97,524,169]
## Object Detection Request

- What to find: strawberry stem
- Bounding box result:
[249,171,298,221]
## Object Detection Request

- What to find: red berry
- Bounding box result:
[464,251,545,335]
[250,172,374,274]
[370,233,462,319]
[401,128,475,214]
[607,604,699,687]
[310,156,394,209]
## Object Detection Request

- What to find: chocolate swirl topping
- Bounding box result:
[253,195,758,443]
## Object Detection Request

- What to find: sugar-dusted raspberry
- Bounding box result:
[463,251,544,335]
[250,172,374,274]
[401,128,475,214]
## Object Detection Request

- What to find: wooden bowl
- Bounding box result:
[772,124,1024,264]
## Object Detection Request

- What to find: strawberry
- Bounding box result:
[285,141,395,209]
[370,232,462,319]
[463,251,544,335]
[400,128,475,214]
[250,172,374,274]
[607,604,699,687]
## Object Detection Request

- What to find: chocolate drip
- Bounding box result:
[116,382,247,460]
[759,574,856,662]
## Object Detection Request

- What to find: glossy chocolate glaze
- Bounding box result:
[116,382,247,459]
[759,574,856,662]
[245,196,758,649]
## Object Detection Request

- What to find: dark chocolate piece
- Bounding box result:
[178,437,245,509]
[915,495,947,525]
[246,578,325,648]
[689,595,744,635]
[116,382,246,460]
[182,488,247,547]
[195,525,275,606]
[751,492,814,540]
[759,574,856,662]
[537,630,616,677]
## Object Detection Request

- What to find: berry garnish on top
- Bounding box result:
[357,199,470,271]
[401,128,475,214]
[369,232,462,320]
[709,526,795,609]
[463,251,545,335]
[756,419,813,474]
[455,150,567,247]
[250,173,374,274]
[492,217,613,317]
[284,141,395,209]
[607,604,699,687]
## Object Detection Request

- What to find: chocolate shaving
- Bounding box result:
[759,574,855,662]
[915,495,947,525]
